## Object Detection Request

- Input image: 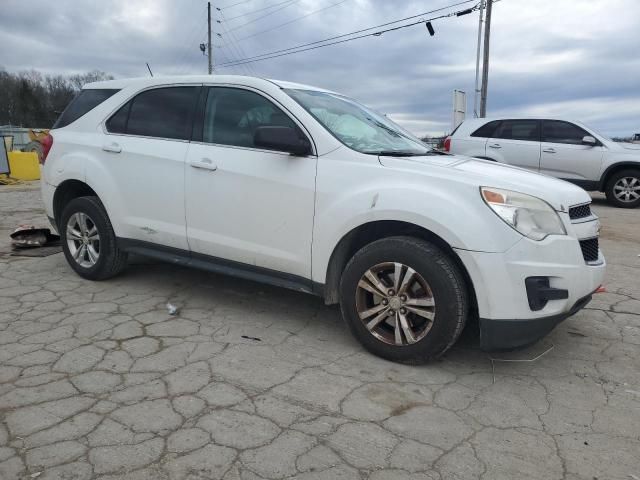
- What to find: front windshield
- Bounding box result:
[285,89,430,155]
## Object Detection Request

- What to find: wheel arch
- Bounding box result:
[52,179,99,228]
[598,162,640,191]
[321,220,478,314]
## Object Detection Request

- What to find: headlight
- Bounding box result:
[480,187,566,241]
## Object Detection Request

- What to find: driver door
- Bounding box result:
[184,86,317,279]
[539,120,604,183]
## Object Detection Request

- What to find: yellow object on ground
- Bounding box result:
[8,152,40,180]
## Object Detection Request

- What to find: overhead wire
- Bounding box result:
[174,13,210,74]
[232,0,351,43]
[217,9,260,75]
[224,0,299,21]
[217,0,479,67]
[218,0,257,9]
[225,0,302,32]
[168,0,207,74]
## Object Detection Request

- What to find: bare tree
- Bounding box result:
[0,68,114,128]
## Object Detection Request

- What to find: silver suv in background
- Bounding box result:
[446,118,640,208]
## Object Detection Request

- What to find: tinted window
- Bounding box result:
[53,89,119,129]
[119,87,199,140]
[203,87,299,149]
[471,120,501,138]
[105,102,130,134]
[493,120,539,141]
[542,120,590,145]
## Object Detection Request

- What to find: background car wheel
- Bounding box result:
[339,236,469,364]
[605,169,640,208]
[60,196,128,280]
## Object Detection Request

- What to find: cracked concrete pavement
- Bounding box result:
[0,183,639,480]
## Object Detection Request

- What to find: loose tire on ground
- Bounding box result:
[605,169,640,208]
[339,236,469,364]
[60,196,128,280]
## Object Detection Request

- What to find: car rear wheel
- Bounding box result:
[60,196,128,280]
[605,169,640,208]
[339,236,469,364]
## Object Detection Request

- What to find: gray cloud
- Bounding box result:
[1,0,638,136]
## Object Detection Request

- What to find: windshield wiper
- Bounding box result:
[374,150,428,157]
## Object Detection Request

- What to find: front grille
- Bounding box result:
[579,238,599,263]
[569,204,592,220]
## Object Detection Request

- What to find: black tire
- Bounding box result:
[605,169,640,208]
[60,196,128,280]
[339,236,468,364]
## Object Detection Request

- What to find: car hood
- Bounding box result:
[378,154,591,212]
[616,142,640,151]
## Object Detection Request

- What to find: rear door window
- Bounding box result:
[492,120,540,142]
[53,89,120,129]
[106,87,200,140]
[105,102,130,134]
[471,120,501,138]
[542,120,590,145]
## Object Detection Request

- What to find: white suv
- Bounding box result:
[446,118,640,208]
[41,76,605,363]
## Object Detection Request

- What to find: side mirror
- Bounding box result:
[582,135,597,146]
[254,126,311,156]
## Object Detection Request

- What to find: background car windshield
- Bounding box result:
[286,89,429,155]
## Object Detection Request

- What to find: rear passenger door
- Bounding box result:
[485,120,541,171]
[99,86,201,250]
[540,120,604,184]
[455,120,500,158]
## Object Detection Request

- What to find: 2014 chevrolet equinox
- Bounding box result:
[40,76,606,363]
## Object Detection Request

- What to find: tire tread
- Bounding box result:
[339,236,468,364]
[60,196,128,280]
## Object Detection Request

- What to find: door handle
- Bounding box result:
[488,143,502,149]
[543,148,556,153]
[102,142,122,153]
[190,157,218,171]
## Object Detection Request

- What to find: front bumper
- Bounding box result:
[455,227,606,350]
[478,293,593,350]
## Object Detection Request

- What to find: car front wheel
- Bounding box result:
[605,169,640,208]
[60,196,128,280]
[339,236,469,364]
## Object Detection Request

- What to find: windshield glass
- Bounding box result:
[285,89,430,155]
[580,123,613,143]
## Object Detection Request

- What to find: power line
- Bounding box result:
[173,17,209,74]
[232,0,350,43]
[219,0,476,65]
[218,0,257,9]
[217,0,478,67]
[168,0,208,73]
[217,11,260,75]
[224,0,297,21]
[224,0,301,32]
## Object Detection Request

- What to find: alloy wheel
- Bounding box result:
[355,262,436,346]
[613,176,640,203]
[66,212,100,268]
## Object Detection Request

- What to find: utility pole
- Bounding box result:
[207,1,213,74]
[479,0,493,117]
[473,1,484,118]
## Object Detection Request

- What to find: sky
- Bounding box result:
[1,0,638,137]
